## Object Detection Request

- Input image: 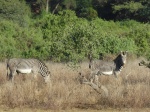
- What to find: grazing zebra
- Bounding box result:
[139,60,150,68]
[7,58,51,83]
[88,51,127,84]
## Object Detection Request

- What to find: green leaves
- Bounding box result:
[0,0,31,27]
[112,0,149,22]
[113,1,144,13]
[0,9,149,61]
[33,11,141,61]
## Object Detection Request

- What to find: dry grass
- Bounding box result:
[0,58,150,111]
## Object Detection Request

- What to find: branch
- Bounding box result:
[78,73,108,97]
[46,0,49,13]
[52,3,60,14]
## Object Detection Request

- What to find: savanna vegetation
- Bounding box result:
[0,0,150,62]
[0,59,150,111]
[0,0,150,111]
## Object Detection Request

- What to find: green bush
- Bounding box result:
[120,20,150,58]
[0,21,21,60]
[0,20,48,60]
[0,0,31,27]
[79,7,98,20]
[33,11,138,61]
[0,10,149,61]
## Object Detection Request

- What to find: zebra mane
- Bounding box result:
[113,54,124,70]
[38,59,48,68]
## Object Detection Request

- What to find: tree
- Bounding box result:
[138,0,150,22]
[76,0,98,19]
[112,0,150,22]
[0,0,31,26]
[62,0,77,10]
[46,0,49,13]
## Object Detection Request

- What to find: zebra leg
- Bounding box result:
[89,73,100,86]
[89,70,99,83]
[89,72,95,83]
[9,70,17,82]
[114,73,118,78]
[33,74,37,79]
[8,72,12,81]
[95,75,100,86]
[33,72,38,81]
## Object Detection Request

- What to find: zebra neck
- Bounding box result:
[38,61,49,77]
[114,55,124,70]
[114,66,124,75]
[89,60,96,70]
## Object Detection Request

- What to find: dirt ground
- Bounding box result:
[1,107,150,112]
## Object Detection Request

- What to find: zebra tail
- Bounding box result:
[88,52,93,69]
[6,59,9,80]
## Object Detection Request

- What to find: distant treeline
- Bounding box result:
[0,0,150,61]
[25,0,150,22]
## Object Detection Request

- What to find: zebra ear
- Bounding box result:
[79,72,82,75]
[121,51,128,55]
[123,51,128,55]
[47,71,51,74]
[120,51,123,55]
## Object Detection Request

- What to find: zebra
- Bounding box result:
[88,51,127,85]
[139,60,150,68]
[7,58,51,83]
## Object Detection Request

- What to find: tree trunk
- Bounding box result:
[46,0,49,13]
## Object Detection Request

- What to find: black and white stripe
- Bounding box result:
[88,51,127,84]
[38,60,50,77]
[7,58,51,83]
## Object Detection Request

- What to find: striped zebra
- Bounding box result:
[139,60,150,68]
[88,51,127,84]
[7,58,51,83]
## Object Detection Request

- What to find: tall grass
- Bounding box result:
[0,58,150,110]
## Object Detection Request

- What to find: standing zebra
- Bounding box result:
[7,58,51,83]
[88,51,127,84]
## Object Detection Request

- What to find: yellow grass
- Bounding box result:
[0,58,150,111]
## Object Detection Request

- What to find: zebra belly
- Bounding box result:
[16,69,32,74]
[102,71,113,75]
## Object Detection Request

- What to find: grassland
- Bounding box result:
[0,58,150,111]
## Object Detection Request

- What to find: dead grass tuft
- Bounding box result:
[0,58,150,110]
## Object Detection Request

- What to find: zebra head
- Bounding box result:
[43,71,51,83]
[120,51,127,66]
[113,51,127,75]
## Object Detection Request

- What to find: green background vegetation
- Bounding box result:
[0,0,150,61]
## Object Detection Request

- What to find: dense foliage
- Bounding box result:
[26,0,150,22]
[0,0,150,61]
[0,0,31,27]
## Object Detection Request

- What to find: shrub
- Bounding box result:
[0,0,31,27]
[0,10,149,61]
